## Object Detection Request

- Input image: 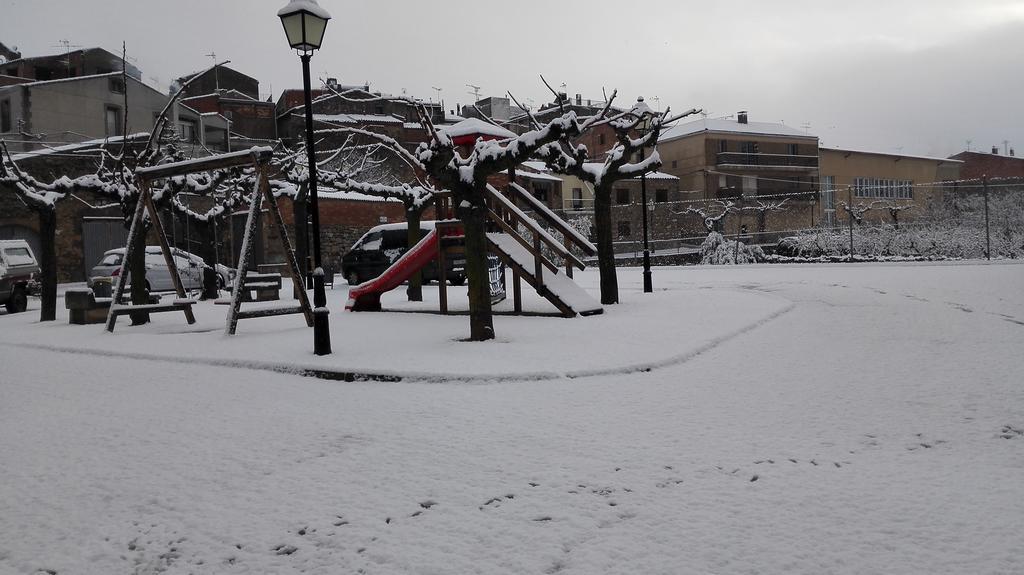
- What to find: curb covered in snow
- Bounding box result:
[2,300,795,384]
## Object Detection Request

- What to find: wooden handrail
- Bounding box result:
[507,183,597,256]
[484,185,585,271]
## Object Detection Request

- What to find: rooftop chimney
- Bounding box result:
[992,146,999,155]
[737,111,748,124]
[1011,148,1016,157]
[575,93,582,105]
[326,77,338,88]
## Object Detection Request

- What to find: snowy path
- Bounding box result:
[1,262,1022,574]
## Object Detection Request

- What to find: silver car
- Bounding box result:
[88,247,234,292]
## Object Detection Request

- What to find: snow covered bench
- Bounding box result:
[240,272,281,302]
[65,288,111,325]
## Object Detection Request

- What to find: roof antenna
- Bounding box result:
[51,39,82,75]
[205,51,219,90]
[466,83,482,102]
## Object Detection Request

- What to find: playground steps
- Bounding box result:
[486,232,602,317]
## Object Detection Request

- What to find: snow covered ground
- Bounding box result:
[1,262,1022,574]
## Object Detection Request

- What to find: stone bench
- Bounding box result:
[65,288,111,325]
[240,273,282,302]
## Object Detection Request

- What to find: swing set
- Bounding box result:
[105,147,313,335]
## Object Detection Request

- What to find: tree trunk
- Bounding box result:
[197,221,219,300]
[593,185,618,305]
[406,206,423,302]
[129,218,150,325]
[38,208,57,322]
[458,194,494,341]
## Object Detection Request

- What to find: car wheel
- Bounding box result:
[5,287,27,313]
[449,275,466,286]
[347,271,360,286]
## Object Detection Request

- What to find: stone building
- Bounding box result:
[175,65,277,144]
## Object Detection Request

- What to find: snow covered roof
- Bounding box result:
[820,146,963,164]
[312,113,405,125]
[0,71,164,97]
[319,190,402,204]
[660,117,816,142]
[278,0,331,18]
[438,118,515,140]
[520,160,678,181]
[517,170,562,182]
[10,133,151,162]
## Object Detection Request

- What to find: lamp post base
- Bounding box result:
[642,250,653,293]
[313,268,332,355]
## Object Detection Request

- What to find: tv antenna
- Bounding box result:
[52,39,82,75]
[966,139,972,152]
[466,83,482,102]
[431,86,442,103]
[801,122,812,134]
[205,51,219,90]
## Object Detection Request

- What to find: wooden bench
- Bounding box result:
[240,272,282,302]
[65,288,111,325]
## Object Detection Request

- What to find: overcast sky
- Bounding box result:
[2,0,1022,158]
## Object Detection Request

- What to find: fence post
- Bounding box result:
[734,196,743,263]
[983,175,991,260]
[848,187,855,262]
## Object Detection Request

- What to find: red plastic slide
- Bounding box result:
[346,229,440,311]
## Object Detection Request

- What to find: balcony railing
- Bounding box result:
[716,152,818,168]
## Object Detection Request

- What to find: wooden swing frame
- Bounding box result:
[105,147,313,335]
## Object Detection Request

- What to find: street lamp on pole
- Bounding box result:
[279,0,332,355]
[636,97,654,293]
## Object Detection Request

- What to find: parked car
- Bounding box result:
[341,221,466,286]
[0,239,40,313]
[88,247,235,292]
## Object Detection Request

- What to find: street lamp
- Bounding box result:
[636,97,654,293]
[279,0,332,355]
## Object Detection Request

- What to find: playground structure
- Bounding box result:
[105,147,313,335]
[346,179,602,318]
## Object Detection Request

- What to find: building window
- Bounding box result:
[655,189,668,203]
[787,143,799,155]
[718,140,728,153]
[599,133,606,146]
[104,106,122,137]
[854,177,914,199]
[740,141,758,154]
[0,99,10,133]
[109,77,126,94]
[617,220,631,238]
[671,160,677,169]
[179,119,198,143]
[821,175,835,210]
[532,185,549,203]
[375,104,384,115]
[742,176,757,196]
[572,188,583,210]
[615,188,630,205]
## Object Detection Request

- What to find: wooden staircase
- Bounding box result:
[483,184,601,317]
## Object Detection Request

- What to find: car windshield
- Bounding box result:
[2,247,34,266]
[99,253,123,266]
[355,232,383,251]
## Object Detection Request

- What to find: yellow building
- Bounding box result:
[818,148,962,227]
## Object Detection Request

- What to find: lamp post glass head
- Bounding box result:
[278,0,331,52]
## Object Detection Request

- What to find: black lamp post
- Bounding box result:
[279,0,332,355]
[636,97,654,293]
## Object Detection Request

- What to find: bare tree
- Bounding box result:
[679,199,737,233]
[742,198,789,234]
[535,85,700,304]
